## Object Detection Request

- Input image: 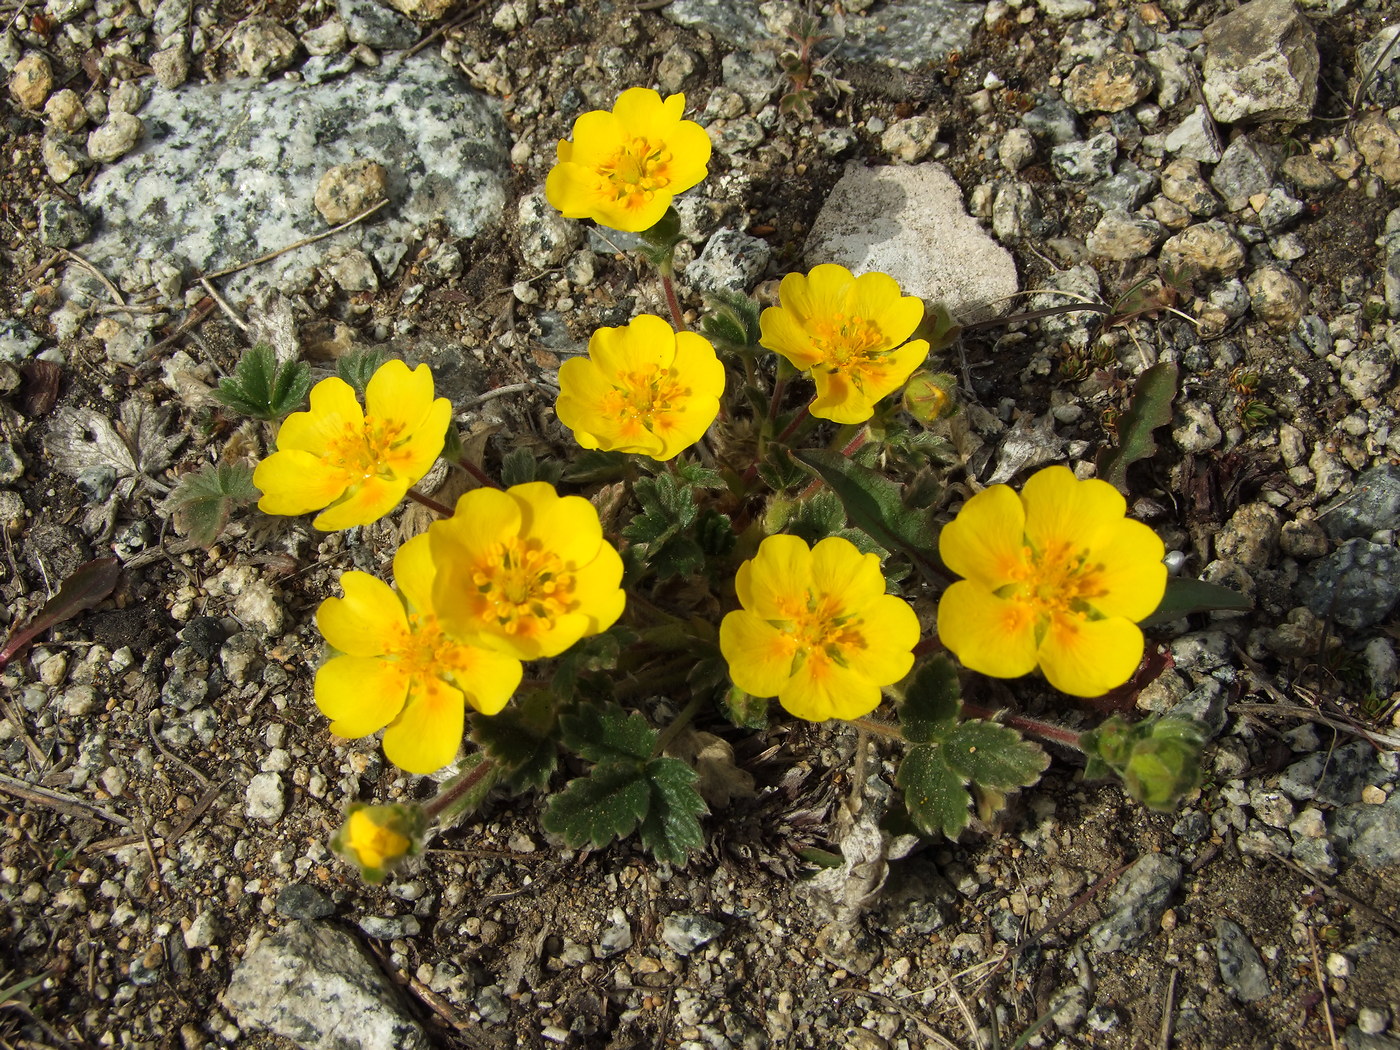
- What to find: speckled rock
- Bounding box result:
[43,88,87,133]
[1333,792,1400,868]
[1339,345,1396,402]
[42,132,88,184]
[314,159,389,225]
[226,921,430,1050]
[37,198,92,247]
[7,52,52,110]
[1216,919,1271,1001]
[1062,52,1155,113]
[86,113,144,163]
[385,0,453,19]
[1086,211,1164,260]
[1201,0,1318,124]
[1050,132,1118,184]
[1353,113,1400,188]
[1319,465,1400,540]
[516,191,583,270]
[150,45,190,89]
[882,116,940,163]
[229,16,300,78]
[1246,265,1307,329]
[803,163,1018,323]
[1160,159,1223,217]
[1088,854,1183,953]
[1173,401,1223,453]
[1216,503,1281,570]
[1212,137,1281,212]
[1298,539,1400,630]
[338,0,419,49]
[686,227,771,294]
[1160,221,1245,277]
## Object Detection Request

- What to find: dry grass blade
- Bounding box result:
[1307,924,1339,1050]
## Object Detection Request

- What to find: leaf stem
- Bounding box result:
[406,488,454,516]
[423,756,497,820]
[653,691,707,758]
[661,272,686,331]
[447,455,501,490]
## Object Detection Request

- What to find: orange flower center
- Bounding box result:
[1004,538,1110,631]
[599,136,675,210]
[599,368,685,438]
[323,416,411,481]
[771,591,865,678]
[386,610,477,680]
[809,312,887,373]
[470,539,576,638]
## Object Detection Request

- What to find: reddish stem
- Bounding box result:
[661,273,685,331]
[406,488,453,516]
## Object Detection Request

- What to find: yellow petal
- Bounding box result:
[809,367,877,424]
[1088,519,1167,622]
[671,332,725,398]
[781,655,882,721]
[554,109,624,169]
[720,610,797,698]
[312,476,405,531]
[590,314,675,377]
[382,677,464,774]
[275,377,363,455]
[852,273,924,345]
[1037,614,1145,697]
[364,360,433,429]
[254,450,349,516]
[1021,467,1125,556]
[392,534,436,614]
[315,655,408,737]
[593,194,674,234]
[612,87,668,133]
[758,304,823,371]
[939,484,1028,590]
[737,535,812,620]
[389,397,452,485]
[513,484,605,567]
[838,595,921,686]
[809,537,886,613]
[663,119,713,192]
[317,571,406,656]
[936,581,1040,680]
[570,540,626,635]
[801,263,859,318]
[545,160,610,220]
[449,648,523,715]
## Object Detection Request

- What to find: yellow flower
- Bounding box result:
[332,803,425,883]
[937,466,1167,698]
[555,314,725,461]
[719,535,921,721]
[315,534,523,775]
[254,360,451,531]
[429,482,626,661]
[758,264,930,424]
[545,87,712,233]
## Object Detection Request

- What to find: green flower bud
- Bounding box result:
[331,803,427,884]
[902,371,957,425]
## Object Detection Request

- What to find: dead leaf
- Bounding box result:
[987,411,1065,486]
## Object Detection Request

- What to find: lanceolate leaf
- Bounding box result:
[897,657,962,744]
[896,744,972,840]
[542,763,650,849]
[1097,361,1178,491]
[0,557,121,670]
[941,720,1050,790]
[1139,576,1252,626]
[638,758,706,864]
[561,703,657,765]
[792,448,938,566]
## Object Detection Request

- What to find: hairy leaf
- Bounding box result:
[941,720,1050,790]
[335,347,390,396]
[430,752,502,826]
[1140,576,1252,625]
[170,461,258,546]
[897,657,962,743]
[214,343,313,421]
[561,703,657,765]
[469,690,558,792]
[542,762,650,849]
[793,448,938,566]
[896,744,972,840]
[699,290,761,350]
[0,557,121,670]
[1097,362,1178,491]
[637,758,707,864]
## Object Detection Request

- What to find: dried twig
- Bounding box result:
[1158,967,1177,1050]
[197,277,249,332]
[1307,924,1339,1050]
[0,771,127,826]
[200,198,390,281]
[1260,847,1400,937]
[832,987,964,1050]
[61,248,126,307]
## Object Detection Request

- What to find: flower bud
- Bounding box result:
[332,803,426,883]
[902,371,957,424]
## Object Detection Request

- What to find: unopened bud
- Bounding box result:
[902,371,957,424]
[332,802,426,883]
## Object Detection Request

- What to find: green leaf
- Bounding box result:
[699,290,761,350]
[675,463,725,489]
[941,720,1050,791]
[0,557,121,670]
[562,449,633,483]
[780,490,848,545]
[896,744,972,840]
[695,509,737,558]
[722,686,769,729]
[171,461,258,546]
[336,347,390,396]
[649,536,706,580]
[561,703,657,764]
[214,343,313,421]
[469,690,558,792]
[1139,576,1252,626]
[637,758,707,864]
[1081,714,1206,812]
[1096,362,1178,491]
[897,657,962,744]
[792,448,938,566]
[499,446,563,487]
[542,762,651,849]
[551,627,632,696]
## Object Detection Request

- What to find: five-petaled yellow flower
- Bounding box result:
[937,466,1167,698]
[429,482,626,662]
[315,534,523,775]
[545,87,712,233]
[255,360,451,531]
[720,535,921,722]
[759,264,930,424]
[555,314,725,461]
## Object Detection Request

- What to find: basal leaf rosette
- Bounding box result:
[719,535,921,721]
[254,359,451,530]
[429,482,626,661]
[315,534,523,775]
[758,263,930,424]
[556,314,725,461]
[545,87,712,233]
[937,465,1167,698]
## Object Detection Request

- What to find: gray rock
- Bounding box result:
[1170,679,1228,739]
[1279,741,1375,806]
[1256,187,1305,233]
[1357,24,1400,109]
[226,921,430,1050]
[1216,503,1282,570]
[1211,137,1280,212]
[1201,0,1318,124]
[229,16,299,78]
[1346,1028,1400,1050]
[661,913,724,956]
[1333,791,1400,868]
[1050,985,1089,1031]
[1364,637,1398,699]
[1160,221,1245,278]
[37,197,91,247]
[1086,163,1156,212]
[1291,835,1337,875]
[303,18,349,55]
[1022,99,1080,145]
[1353,113,1400,188]
[337,0,418,49]
[1340,345,1395,402]
[1088,853,1183,953]
[1388,248,1400,319]
[245,771,285,822]
[1050,132,1118,184]
[150,45,190,89]
[1216,919,1270,1001]
[802,163,1018,323]
[1162,106,1226,164]
[992,183,1056,243]
[78,53,507,303]
[1086,211,1164,260]
[1160,159,1222,217]
[1319,465,1400,540]
[1246,265,1307,329]
[687,227,770,294]
[999,127,1037,173]
[516,191,582,271]
[276,884,336,920]
[1173,401,1223,453]
[719,51,771,110]
[1299,539,1400,629]
[709,116,764,155]
[303,54,357,85]
[358,914,421,939]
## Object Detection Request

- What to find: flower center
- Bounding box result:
[323,416,410,481]
[599,368,686,437]
[470,539,577,637]
[386,611,476,680]
[1005,538,1110,628]
[599,136,674,209]
[809,312,887,372]
[773,591,865,677]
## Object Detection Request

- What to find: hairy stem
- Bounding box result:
[424,756,496,820]
[406,488,454,516]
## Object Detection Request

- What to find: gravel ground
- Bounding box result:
[2,0,1400,1046]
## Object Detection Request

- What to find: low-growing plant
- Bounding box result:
[203,87,1248,880]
